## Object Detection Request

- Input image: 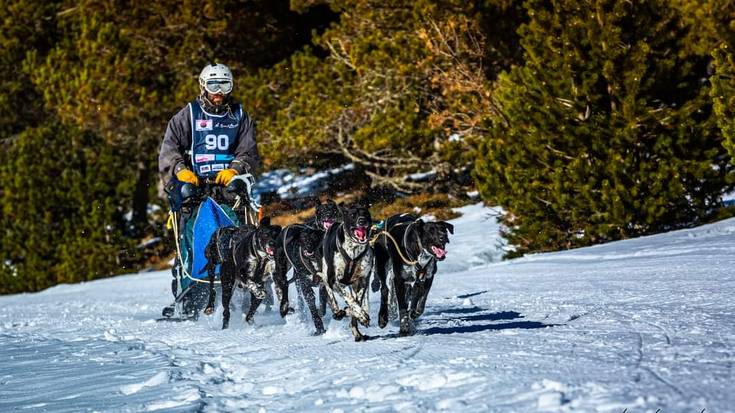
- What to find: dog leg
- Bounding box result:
[244,279,267,300]
[394,277,413,336]
[203,234,219,315]
[245,292,263,325]
[273,275,293,318]
[355,277,370,327]
[318,284,328,317]
[350,316,366,342]
[375,248,390,328]
[274,249,291,317]
[322,282,346,320]
[336,283,369,326]
[204,256,217,316]
[411,276,433,320]
[221,273,234,330]
[297,276,325,335]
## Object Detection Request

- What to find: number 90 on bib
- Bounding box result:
[205,134,230,150]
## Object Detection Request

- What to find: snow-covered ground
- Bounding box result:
[1,203,734,412]
[252,164,355,203]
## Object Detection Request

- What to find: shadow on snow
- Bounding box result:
[418,307,558,336]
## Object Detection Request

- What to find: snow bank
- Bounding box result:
[1,206,733,412]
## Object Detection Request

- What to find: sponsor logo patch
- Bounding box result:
[195,119,213,131]
[195,154,215,163]
[199,165,212,174]
[211,164,225,172]
[215,122,239,129]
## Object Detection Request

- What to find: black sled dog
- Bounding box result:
[203,218,284,329]
[304,198,340,232]
[275,225,327,334]
[272,198,342,334]
[373,214,453,336]
[320,202,374,341]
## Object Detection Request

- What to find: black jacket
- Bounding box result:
[158,98,261,181]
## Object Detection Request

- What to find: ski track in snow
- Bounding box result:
[1,203,733,412]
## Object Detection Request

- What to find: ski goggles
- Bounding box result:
[203,79,233,95]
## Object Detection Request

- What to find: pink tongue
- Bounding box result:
[354,227,367,240]
[266,247,274,255]
[323,221,333,230]
[431,246,446,258]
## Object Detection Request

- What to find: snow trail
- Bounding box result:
[1,204,733,412]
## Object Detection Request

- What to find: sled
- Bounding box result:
[160,175,260,321]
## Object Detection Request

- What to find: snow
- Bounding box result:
[1,203,734,412]
[252,164,355,202]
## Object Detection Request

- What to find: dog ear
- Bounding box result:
[441,222,454,235]
[260,216,271,227]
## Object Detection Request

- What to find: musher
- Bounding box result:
[158,63,260,318]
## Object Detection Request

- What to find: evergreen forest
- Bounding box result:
[2,0,734,293]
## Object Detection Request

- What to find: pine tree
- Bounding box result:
[474,0,734,256]
[253,0,524,192]
[712,44,735,162]
[0,123,131,294]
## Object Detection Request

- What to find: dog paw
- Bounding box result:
[332,309,346,320]
[203,306,214,315]
[399,316,414,336]
[354,333,368,342]
[245,316,255,325]
[279,303,294,318]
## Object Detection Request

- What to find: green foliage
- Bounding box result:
[474,0,734,256]
[0,0,59,136]
[712,45,735,162]
[0,123,132,294]
[253,0,522,192]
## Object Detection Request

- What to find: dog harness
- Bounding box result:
[298,246,323,283]
[336,224,369,285]
[394,220,434,281]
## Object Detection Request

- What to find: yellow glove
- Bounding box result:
[176,169,199,186]
[215,168,238,186]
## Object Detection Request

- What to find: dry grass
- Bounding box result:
[371,193,464,221]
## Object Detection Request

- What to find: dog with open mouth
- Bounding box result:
[320,201,374,341]
[304,198,340,232]
[372,213,453,336]
[203,218,284,329]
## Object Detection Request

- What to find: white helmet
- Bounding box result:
[199,63,233,95]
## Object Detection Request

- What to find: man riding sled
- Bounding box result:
[158,63,260,320]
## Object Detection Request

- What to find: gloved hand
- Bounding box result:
[176,169,199,186]
[215,168,238,186]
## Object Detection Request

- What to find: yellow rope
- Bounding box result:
[370,230,418,266]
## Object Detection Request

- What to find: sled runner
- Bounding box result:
[160,174,260,321]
